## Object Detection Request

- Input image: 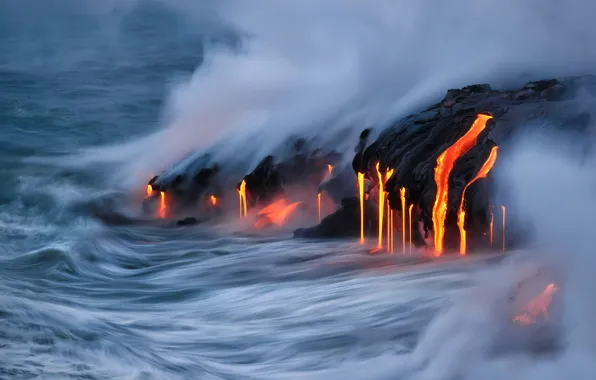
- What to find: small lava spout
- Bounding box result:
[408,204,413,254]
[238,180,247,219]
[146,184,153,197]
[317,193,321,223]
[432,113,493,256]
[400,188,407,254]
[327,164,333,175]
[457,146,499,255]
[255,199,302,228]
[159,191,167,218]
[210,195,217,206]
[502,205,506,252]
[512,283,558,325]
[376,163,385,249]
[358,172,365,244]
[489,206,494,246]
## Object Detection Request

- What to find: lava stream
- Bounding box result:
[408,204,413,254]
[238,180,247,219]
[400,188,406,254]
[357,172,365,244]
[317,193,321,223]
[376,163,385,249]
[210,195,217,206]
[489,206,494,246]
[327,164,333,175]
[432,113,493,256]
[146,184,153,197]
[502,205,506,252]
[457,146,499,255]
[159,191,167,218]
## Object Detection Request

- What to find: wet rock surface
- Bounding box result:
[318,75,596,248]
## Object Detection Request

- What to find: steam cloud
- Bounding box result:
[64,0,596,190]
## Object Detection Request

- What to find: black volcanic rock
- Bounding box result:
[340,75,596,249]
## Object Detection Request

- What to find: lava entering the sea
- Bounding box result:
[457,146,499,255]
[146,184,153,197]
[400,188,406,254]
[254,199,302,229]
[512,283,558,325]
[432,113,493,256]
[210,195,217,206]
[408,204,413,254]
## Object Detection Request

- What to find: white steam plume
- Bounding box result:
[70,0,596,190]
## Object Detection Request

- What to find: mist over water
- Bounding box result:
[2,1,596,379]
[65,0,596,189]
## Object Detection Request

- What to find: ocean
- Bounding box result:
[1,2,595,380]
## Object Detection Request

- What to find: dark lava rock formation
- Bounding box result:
[296,75,596,250]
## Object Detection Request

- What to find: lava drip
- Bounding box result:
[357,172,365,244]
[489,205,494,246]
[457,146,499,255]
[502,205,506,252]
[400,188,406,254]
[408,204,413,254]
[238,180,247,219]
[376,163,385,249]
[210,195,217,206]
[432,113,493,256]
[159,191,167,218]
[317,193,321,223]
[327,165,333,175]
[146,184,153,197]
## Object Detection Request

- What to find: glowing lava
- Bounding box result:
[376,163,385,249]
[512,283,558,325]
[327,164,333,175]
[210,195,217,206]
[255,199,302,228]
[146,184,153,197]
[457,146,499,255]
[238,180,247,219]
[489,206,494,246]
[432,113,493,256]
[408,204,413,254]
[400,188,406,254]
[357,172,365,244]
[317,193,321,223]
[159,191,167,218]
[502,205,506,252]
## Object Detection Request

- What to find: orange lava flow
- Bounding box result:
[210,195,217,206]
[317,193,321,223]
[400,188,406,254]
[255,199,302,228]
[376,163,385,249]
[327,164,333,175]
[457,146,499,255]
[408,204,413,254]
[238,180,247,219]
[389,209,394,253]
[159,191,167,218]
[512,283,558,325]
[357,172,365,244]
[146,184,153,197]
[489,206,494,246]
[502,205,506,252]
[432,113,493,256]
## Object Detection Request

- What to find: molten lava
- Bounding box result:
[327,164,333,175]
[210,195,217,206]
[146,184,153,197]
[317,192,321,223]
[400,188,406,254]
[512,283,558,325]
[238,180,247,219]
[254,199,302,228]
[502,205,506,252]
[432,113,493,256]
[358,172,365,244]
[408,204,413,254]
[457,146,499,255]
[159,191,167,218]
[376,163,385,249]
[489,206,494,246]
